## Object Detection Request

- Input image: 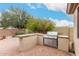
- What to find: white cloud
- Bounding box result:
[27,4,36,9]
[44,3,67,13]
[27,3,67,12]
[49,17,74,27]
[27,3,43,9]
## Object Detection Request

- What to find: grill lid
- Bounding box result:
[43,32,58,39]
[47,32,58,36]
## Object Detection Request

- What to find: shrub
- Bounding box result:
[16,29,26,35]
[26,19,55,34]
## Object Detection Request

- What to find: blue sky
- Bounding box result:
[0,3,73,27]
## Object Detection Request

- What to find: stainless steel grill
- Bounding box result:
[43,32,58,48]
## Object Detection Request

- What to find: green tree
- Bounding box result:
[26,18,55,34]
[1,8,28,29]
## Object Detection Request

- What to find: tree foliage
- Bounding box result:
[1,8,28,29]
[0,7,55,34]
[26,18,55,33]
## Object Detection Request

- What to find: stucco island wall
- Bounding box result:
[16,34,38,51]
[0,33,69,55]
[16,33,69,52]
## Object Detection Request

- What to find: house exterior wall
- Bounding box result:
[72,6,79,55]
[66,3,79,55]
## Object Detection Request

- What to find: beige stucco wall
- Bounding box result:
[37,34,44,45]
[0,33,69,55]
[19,35,37,51]
[37,34,69,52]
[72,8,79,55]
[0,37,20,55]
[58,36,69,52]
[16,33,69,52]
[0,34,38,55]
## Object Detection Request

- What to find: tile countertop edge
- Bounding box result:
[16,33,69,39]
[58,35,69,39]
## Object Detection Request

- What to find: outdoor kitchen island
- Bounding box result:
[16,33,69,52]
[14,33,72,56]
[0,33,73,56]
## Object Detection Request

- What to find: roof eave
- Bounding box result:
[66,3,79,14]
